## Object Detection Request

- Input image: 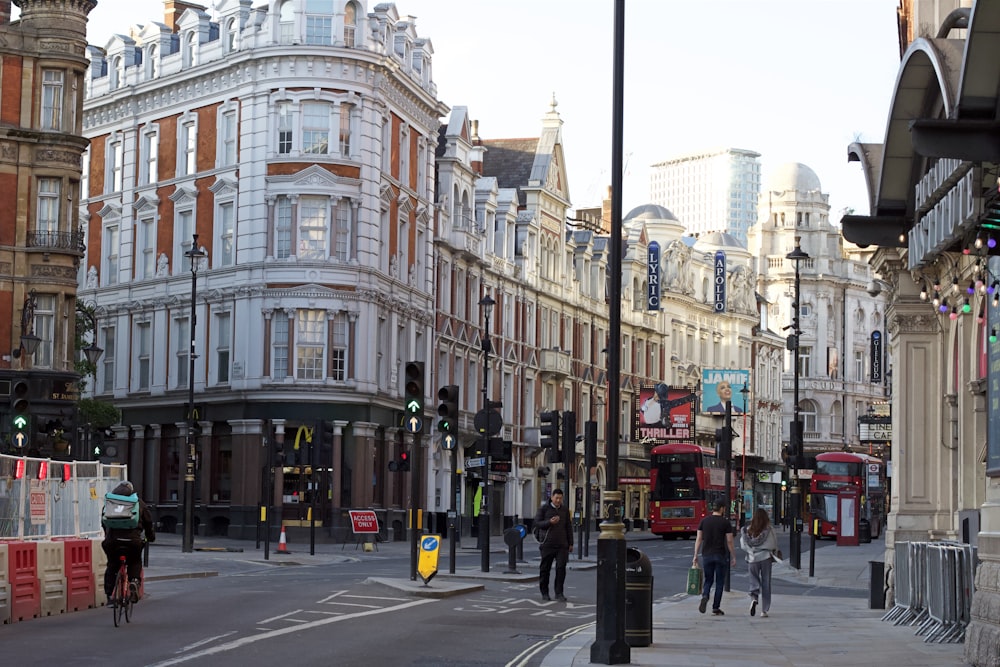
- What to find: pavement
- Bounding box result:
[139,530,968,667]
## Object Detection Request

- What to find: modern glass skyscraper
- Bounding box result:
[649,147,762,245]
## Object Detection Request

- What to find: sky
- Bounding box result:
[71,0,903,221]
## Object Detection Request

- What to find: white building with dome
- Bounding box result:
[747,162,889,459]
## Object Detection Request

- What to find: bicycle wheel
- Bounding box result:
[112,567,128,627]
[123,593,132,623]
[113,589,125,627]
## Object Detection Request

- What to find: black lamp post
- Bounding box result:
[183,234,206,553]
[13,290,41,360]
[77,305,105,367]
[786,236,809,570]
[478,293,495,573]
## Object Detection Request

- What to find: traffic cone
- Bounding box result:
[277,525,291,554]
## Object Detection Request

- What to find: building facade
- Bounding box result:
[649,147,762,245]
[0,0,96,457]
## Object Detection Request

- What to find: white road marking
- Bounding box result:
[255,610,304,624]
[146,598,437,667]
[176,632,238,653]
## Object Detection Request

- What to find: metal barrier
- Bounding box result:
[881,540,974,643]
[0,454,127,540]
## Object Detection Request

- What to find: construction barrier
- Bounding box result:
[0,543,9,624]
[881,540,974,643]
[8,541,40,622]
[37,541,66,617]
[91,537,108,608]
[61,539,95,612]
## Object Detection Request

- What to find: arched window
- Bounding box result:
[344,1,359,47]
[226,18,238,52]
[147,45,159,79]
[799,399,819,434]
[110,55,123,90]
[183,31,196,67]
[278,0,295,44]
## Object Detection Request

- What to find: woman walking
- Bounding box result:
[740,508,778,617]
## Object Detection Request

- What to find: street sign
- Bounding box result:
[13,432,26,448]
[466,456,486,468]
[348,510,380,534]
[405,416,423,433]
[417,534,441,583]
[442,434,457,450]
[474,408,503,436]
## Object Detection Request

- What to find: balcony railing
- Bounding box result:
[539,348,571,378]
[27,229,85,253]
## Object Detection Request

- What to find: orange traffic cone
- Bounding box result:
[277,525,291,554]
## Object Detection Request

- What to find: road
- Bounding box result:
[1,532,859,666]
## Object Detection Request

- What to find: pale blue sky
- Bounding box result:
[75,0,902,221]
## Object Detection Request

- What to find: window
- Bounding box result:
[106,137,123,193]
[140,127,158,185]
[36,178,60,233]
[296,309,324,380]
[147,45,159,79]
[41,70,64,130]
[339,103,353,156]
[798,345,812,377]
[180,120,197,176]
[330,312,347,380]
[100,325,115,394]
[273,314,289,378]
[277,102,293,154]
[800,400,818,433]
[275,196,292,259]
[305,0,333,44]
[137,215,155,279]
[104,224,119,286]
[33,294,55,369]
[175,316,189,389]
[216,312,231,383]
[399,124,409,185]
[343,1,358,47]
[333,198,351,261]
[110,56,123,90]
[302,102,330,154]
[278,0,294,44]
[298,196,327,259]
[220,109,237,166]
[854,349,865,382]
[183,32,195,68]
[137,321,151,390]
[225,18,238,52]
[218,202,235,266]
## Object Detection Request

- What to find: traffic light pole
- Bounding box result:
[478,294,495,573]
[409,430,422,581]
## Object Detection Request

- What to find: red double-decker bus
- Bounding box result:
[648,442,736,539]
[808,452,885,539]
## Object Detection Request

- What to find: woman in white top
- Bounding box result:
[740,508,779,617]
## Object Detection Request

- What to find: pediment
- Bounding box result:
[134,191,159,212]
[209,176,239,198]
[169,184,198,204]
[98,200,122,219]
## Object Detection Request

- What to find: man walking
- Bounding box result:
[692,500,736,615]
[535,488,573,602]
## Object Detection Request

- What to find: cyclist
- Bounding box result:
[101,481,155,606]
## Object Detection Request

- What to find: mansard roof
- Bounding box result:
[481,137,537,206]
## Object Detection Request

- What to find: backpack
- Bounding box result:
[102,492,140,530]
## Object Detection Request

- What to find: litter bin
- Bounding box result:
[859,518,872,544]
[868,560,885,609]
[625,547,653,647]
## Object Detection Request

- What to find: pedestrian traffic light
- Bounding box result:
[404,361,425,417]
[540,410,559,461]
[561,411,576,467]
[584,420,597,468]
[437,384,459,435]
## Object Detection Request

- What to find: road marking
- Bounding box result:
[505,621,594,667]
[146,598,437,667]
[176,632,238,653]
[256,610,303,624]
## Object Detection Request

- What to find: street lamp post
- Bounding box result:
[478,293,495,573]
[740,382,750,509]
[786,236,809,570]
[183,234,207,553]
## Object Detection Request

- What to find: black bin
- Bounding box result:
[625,547,653,647]
[859,518,872,543]
[869,560,885,609]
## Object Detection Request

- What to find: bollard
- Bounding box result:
[503,525,526,574]
[869,560,886,609]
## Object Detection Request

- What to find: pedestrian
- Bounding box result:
[692,500,736,615]
[535,488,573,602]
[740,508,778,618]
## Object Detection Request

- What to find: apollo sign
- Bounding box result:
[714,251,726,313]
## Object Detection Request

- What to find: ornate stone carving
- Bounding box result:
[35,149,81,166]
[889,312,940,336]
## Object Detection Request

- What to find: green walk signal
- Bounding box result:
[13,414,28,430]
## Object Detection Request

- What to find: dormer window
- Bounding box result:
[183,31,195,67]
[305,0,333,45]
[344,1,359,47]
[225,17,238,52]
[278,0,294,44]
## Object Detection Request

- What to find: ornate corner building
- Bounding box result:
[0,0,95,457]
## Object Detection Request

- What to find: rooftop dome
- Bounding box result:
[767,162,822,193]
[693,231,746,251]
[623,204,678,223]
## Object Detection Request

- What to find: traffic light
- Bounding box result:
[489,438,511,462]
[715,427,732,460]
[540,410,559,462]
[788,419,804,458]
[781,478,788,492]
[389,447,411,472]
[437,384,459,435]
[584,420,597,468]
[561,411,576,467]
[10,380,29,448]
[317,419,334,467]
[404,361,425,418]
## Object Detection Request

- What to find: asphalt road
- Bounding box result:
[1,533,860,666]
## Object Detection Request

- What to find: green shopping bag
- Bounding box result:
[686,566,703,595]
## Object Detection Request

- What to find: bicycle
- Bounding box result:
[109,555,135,627]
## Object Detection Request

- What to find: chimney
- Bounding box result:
[0,0,12,25]
[163,0,206,33]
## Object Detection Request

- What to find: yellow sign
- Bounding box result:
[417,534,441,584]
[294,425,313,451]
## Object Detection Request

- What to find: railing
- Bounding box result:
[882,540,974,643]
[26,229,85,253]
[0,453,128,539]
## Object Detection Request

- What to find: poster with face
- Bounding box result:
[701,369,750,414]
[635,384,695,443]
